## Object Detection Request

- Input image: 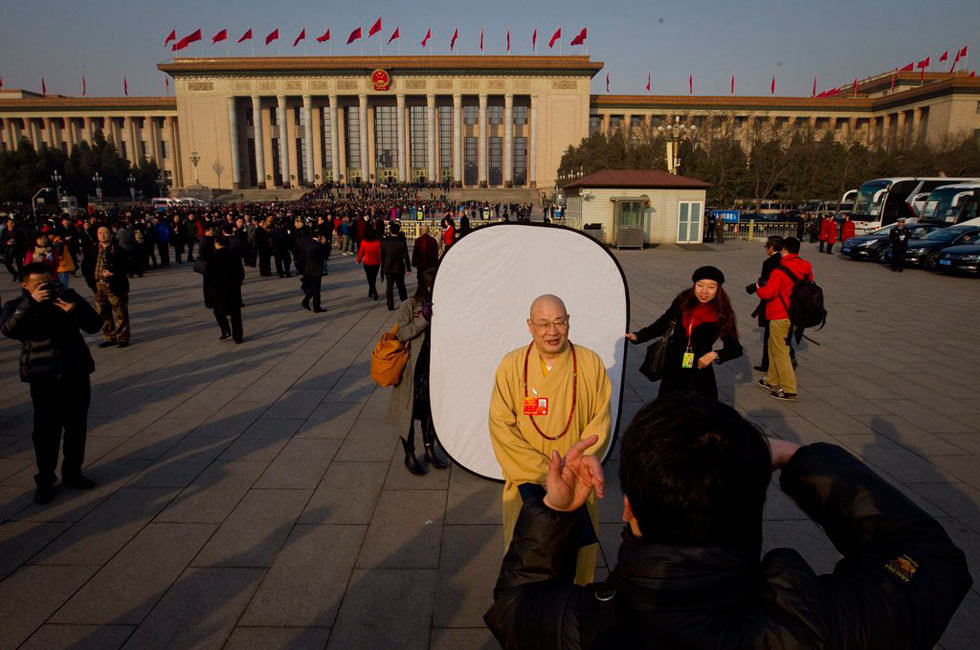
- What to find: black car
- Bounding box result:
[842,223,944,262]
[888,225,980,269]
[937,244,980,275]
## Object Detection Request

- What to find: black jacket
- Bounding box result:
[81,241,130,295]
[203,247,244,312]
[752,252,783,325]
[294,233,325,278]
[380,234,411,276]
[0,289,102,382]
[484,443,971,650]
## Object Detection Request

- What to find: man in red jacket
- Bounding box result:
[411,225,439,288]
[755,237,813,401]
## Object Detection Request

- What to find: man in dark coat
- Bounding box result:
[0,262,103,504]
[255,218,273,276]
[890,216,911,272]
[204,235,245,343]
[271,220,293,278]
[380,221,411,311]
[484,394,971,650]
[82,226,131,348]
[294,225,327,312]
[411,225,439,288]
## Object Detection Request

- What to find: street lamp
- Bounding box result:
[189,150,201,185]
[32,187,51,218]
[657,116,697,175]
[92,172,102,200]
[127,173,136,203]
[50,171,62,200]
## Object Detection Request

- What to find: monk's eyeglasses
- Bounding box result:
[532,319,569,332]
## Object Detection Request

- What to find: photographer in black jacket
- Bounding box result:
[0,262,103,505]
[485,393,971,650]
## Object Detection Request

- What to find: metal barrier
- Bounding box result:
[719,221,803,242]
[393,218,505,242]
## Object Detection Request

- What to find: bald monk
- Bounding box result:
[489,294,612,585]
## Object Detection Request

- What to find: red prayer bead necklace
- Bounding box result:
[522,341,578,441]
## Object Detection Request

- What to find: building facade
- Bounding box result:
[0,58,977,194]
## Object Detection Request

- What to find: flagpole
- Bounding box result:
[559,27,563,56]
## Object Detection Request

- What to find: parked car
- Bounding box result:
[887,225,980,269]
[841,223,945,262]
[937,244,980,276]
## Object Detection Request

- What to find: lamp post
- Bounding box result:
[657,116,697,175]
[32,187,51,219]
[189,150,201,185]
[92,172,102,200]
[127,173,136,203]
[50,171,62,201]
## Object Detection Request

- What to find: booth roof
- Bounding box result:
[564,170,712,190]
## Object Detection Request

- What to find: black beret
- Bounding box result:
[691,265,725,285]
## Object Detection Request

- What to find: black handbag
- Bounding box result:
[638,321,675,382]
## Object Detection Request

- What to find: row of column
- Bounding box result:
[231,93,537,189]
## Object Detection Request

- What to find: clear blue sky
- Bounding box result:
[1,0,976,97]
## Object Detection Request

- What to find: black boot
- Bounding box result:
[422,419,449,470]
[400,435,426,476]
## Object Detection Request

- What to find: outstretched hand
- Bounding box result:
[542,435,605,512]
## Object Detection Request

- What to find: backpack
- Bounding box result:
[775,265,826,331]
[370,324,410,387]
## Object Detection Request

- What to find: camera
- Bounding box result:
[41,281,64,301]
[745,283,757,295]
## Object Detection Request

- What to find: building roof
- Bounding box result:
[159,55,604,77]
[564,170,711,190]
[0,96,176,112]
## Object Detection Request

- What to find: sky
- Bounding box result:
[0,0,977,98]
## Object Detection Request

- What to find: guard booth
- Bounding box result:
[563,170,711,246]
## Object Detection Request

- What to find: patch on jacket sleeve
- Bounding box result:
[884,554,918,583]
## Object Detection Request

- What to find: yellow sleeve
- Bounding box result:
[488,355,550,485]
[581,354,613,459]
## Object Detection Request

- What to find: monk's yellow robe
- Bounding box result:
[489,341,612,585]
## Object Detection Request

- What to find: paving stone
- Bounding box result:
[300,461,387,525]
[911,482,980,533]
[224,626,332,650]
[20,624,135,650]
[0,485,33,523]
[255,438,341,489]
[295,402,363,439]
[121,567,264,649]
[445,465,501,525]
[265,389,329,420]
[51,522,216,624]
[32,487,177,566]
[940,588,980,649]
[156,461,266,523]
[335,419,401,462]
[429,627,499,650]
[0,520,71,579]
[240,524,365,627]
[327,569,436,650]
[762,519,842,576]
[193,488,310,567]
[434,524,503,627]
[384,442,451,490]
[0,565,98,649]
[219,417,303,462]
[357,490,446,569]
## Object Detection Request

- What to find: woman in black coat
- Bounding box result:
[627,266,742,401]
[204,235,245,343]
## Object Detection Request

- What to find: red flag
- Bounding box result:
[293,28,306,47]
[237,29,253,43]
[480,28,484,52]
[689,73,693,95]
[368,18,382,37]
[41,77,46,96]
[506,29,510,53]
[124,77,128,96]
[958,45,968,58]
[450,28,458,51]
[770,75,775,95]
[387,28,399,45]
[916,56,930,68]
[0,77,3,89]
[265,28,279,45]
[173,29,203,51]
[164,29,176,46]
[812,75,816,97]
[316,29,330,43]
[970,70,976,78]
[532,28,537,51]
[212,29,228,44]
[900,61,914,71]
[548,27,561,48]
[939,50,949,62]
[853,77,859,96]
[421,28,431,48]
[165,76,169,94]
[82,76,87,96]
[346,27,362,44]
[731,74,735,95]
[605,73,609,92]
[646,73,651,93]
[569,28,587,46]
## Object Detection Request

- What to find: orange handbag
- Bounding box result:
[371,324,410,387]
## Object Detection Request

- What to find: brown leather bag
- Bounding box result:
[371,324,410,387]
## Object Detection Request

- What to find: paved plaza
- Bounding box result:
[0,235,977,649]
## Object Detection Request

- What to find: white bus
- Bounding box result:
[851,177,980,234]
[918,183,980,225]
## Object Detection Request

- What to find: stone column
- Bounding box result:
[167,116,182,187]
[277,95,290,188]
[227,97,241,189]
[503,94,514,187]
[50,118,62,152]
[452,94,462,184]
[911,108,923,144]
[312,106,324,184]
[336,100,346,183]
[65,118,76,151]
[146,117,158,165]
[82,117,92,143]
[251,97,265,188]
[6,119,16,150]
[366,105,377,182]
[601,113,609,136]
[528,95,537,188]
[396,93,407,182]
[478,93,488,187]
[329,95,341,183]
[426,94,436,182]
[302,95,314,185]
[358,94,369,183]
[121,116,132,161]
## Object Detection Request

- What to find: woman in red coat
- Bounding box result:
[840,216,856,249]
[818,216,835,253]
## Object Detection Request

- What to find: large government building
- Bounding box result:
[0,56,978,193]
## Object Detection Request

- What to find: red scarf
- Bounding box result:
[682,301,718,337]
